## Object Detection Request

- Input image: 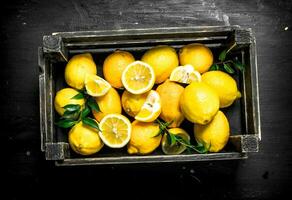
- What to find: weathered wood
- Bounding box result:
[57,152,248,166]
[45,142,70,160]
[43,35,68,62]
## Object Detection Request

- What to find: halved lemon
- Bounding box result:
[169,64,201,84]
[121,61,155,94]
[161,128,190,155]
[85,74,111,97]
[135,90,161,122]
[99,114,131,148]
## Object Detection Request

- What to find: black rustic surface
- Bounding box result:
[1,0,292,199]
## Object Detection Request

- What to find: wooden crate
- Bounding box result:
[38,26,260,166]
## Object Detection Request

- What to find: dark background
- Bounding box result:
[1,0,292,199]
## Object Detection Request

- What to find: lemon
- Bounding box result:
[68,121,104,155]
[141,45,179,84]
[169,64,201,84]
[179,43,213,73]
[156,80,184,127]
[65,53,97,90]
[54,88,85,116]
[92,87,122,122]
[127,120,161,155]
[202,71,241,108]
[121,90,149,117]
[103,50,135,88]
[122,61,155,94]
[194,111,230,152]
[161,128,190,155]
[99,114,131,148]
[84,74,111,97]
[180,82,219,125]
[135,90,161,122]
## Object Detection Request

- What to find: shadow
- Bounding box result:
[10,159,242,199]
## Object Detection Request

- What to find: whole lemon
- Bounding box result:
[194,111,230,152]
[180,82,219,125]
[65,53,97,90]
[68,121,104,155]
[121,90,149,117]
[161,128,190,155]
[92,87,122,122]
[54,88,85,116]
[141,45,179,84]
[202,71,241,108]
[179,43,213,73]
[127,120,161,155]
[103,50,135,88]
[156,80,184,127]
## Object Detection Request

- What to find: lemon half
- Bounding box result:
[122,61,155,94]
[99,114,131,148]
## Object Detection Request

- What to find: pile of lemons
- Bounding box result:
[54,43,241,156]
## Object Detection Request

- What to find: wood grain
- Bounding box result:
[1,0,292,199]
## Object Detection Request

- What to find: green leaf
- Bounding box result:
[81,106,90,119]
[55,119,77,128]
[233,60,245,72]
[164,120,174,127]
[173,137,209,154]
[223,63,235,74]
[61,110,80,120]
[87,97,100,112]
[209,64,219,71]
[82,117,100,131]
[194,142,210,154]
[63,104,81,112]
[175,135,190,145]
[219,49,227,62]
[168,133,177,146]
[156,119,173,129]
[71,92,84,100]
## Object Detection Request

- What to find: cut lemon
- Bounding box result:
[135,90,161,122]
[85,74,111,97]
[169,64,201,84]
[99,114,131,148]
[121,61,155,94]
[161,128,190,155]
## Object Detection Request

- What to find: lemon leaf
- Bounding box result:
[154,119,173,137]
[164,120,174,127]
[71,92,84,100]
[209,64,219,71]
[63,104,81,112]
[173,136,209,154]
[61,110,80,120]
[194,142,210,154]
[87,97,100,112]
[219,49,227,62]
[223,63,235,74]
[233,60,245,72]
[55,119,77,128]
[81,106,90,119]
[168,133,177,146]
[82,117,100,131]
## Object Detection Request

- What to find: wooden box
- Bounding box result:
[38,26,260,166]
